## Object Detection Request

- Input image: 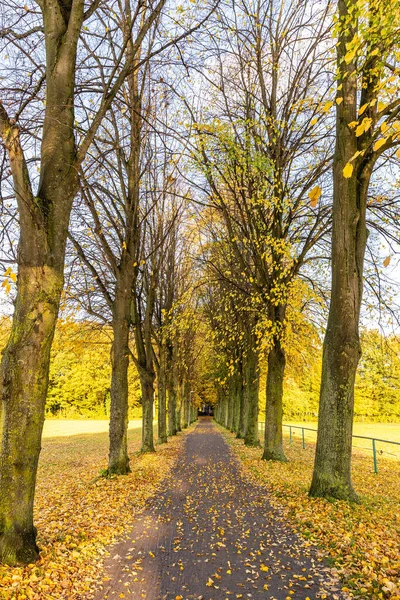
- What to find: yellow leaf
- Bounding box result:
[336,97,343,105]
[373,138,387,152]
[206,577,214,586]
[396,147,400,159]
[358,103,368,116]
[383,256,391,267]
[260,563,269,572]
[322,100,333,113]
[175,596,183,600]
[343,163,354,178]
[308,185,322,208]
[355,118,372,137]
[311,117,318,126]
[344,49,356,63]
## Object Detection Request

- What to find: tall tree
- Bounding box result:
[310,0,400,501]
[189,0,333,459]
[0,0,211,563]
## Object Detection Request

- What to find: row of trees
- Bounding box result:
[196,0,400,500]
[0,0,399,566]
[0,0,214,565]
[1,315,397,421]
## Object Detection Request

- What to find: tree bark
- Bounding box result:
[157,344,168,443]
[108,286,131,474]
[232,361,243,435]
[227,375,234,431]
[176,380,182,432]
[262,338,287,461]
[181,380,190,429]
[0,266,63,565]
[140,370,156,453]
[237,371,247,439]
[167,343,177,436]
[244,341,260,446]
[310,0,370,501]
[0,1,84,564]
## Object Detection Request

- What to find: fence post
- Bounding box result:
[289,426,292,444]
[372,438,378,474]
[302,428,305,449]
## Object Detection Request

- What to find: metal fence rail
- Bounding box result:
[258,422,400,473]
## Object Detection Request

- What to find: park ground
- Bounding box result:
[0,420,398,599]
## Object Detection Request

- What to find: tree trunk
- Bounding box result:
[157,345,168,444]
[167,344,177,436]
[0,2,84,564]
[176,380,182,432]
[182,380,190,429]
[0,266,63,565]
[140,370,156,453]
[244,345,260,446]
[227,376,234,431]
[310,0,369,502]
[262,338,287,461]
[232,360,243,435]
[237,370,246,439]
[108,291,131,474]
[223,389,229,427]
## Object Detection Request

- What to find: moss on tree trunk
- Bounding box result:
[157,347,168,444]
[262,340,287,462]
[0,265,63,564]
[244,345,260,447]
[108,298,131,475]
[310,0,374,502]
[141,371,155,453]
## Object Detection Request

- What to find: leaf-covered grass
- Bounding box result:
[0,423,188,599]
[222,427,400,600]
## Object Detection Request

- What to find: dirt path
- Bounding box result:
[93,418,345,600]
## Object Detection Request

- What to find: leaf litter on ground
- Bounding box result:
[220,426,400,600]
[0,425,188,600]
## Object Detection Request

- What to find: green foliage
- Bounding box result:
[47,321,142,418]
[3,317,400,422]
[0,318,142,418]
[355,329,400,421]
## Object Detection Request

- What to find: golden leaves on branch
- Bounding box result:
[1,267,17,294]
[373,138,388,152]
[355,118,372,137]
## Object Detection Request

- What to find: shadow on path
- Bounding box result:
[93,418,345,600]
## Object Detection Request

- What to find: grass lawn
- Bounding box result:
[42,419,143,438]
[225,426,400,600]
[0,420,188,600]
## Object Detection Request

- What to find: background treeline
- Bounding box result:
[1,317,398,421]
